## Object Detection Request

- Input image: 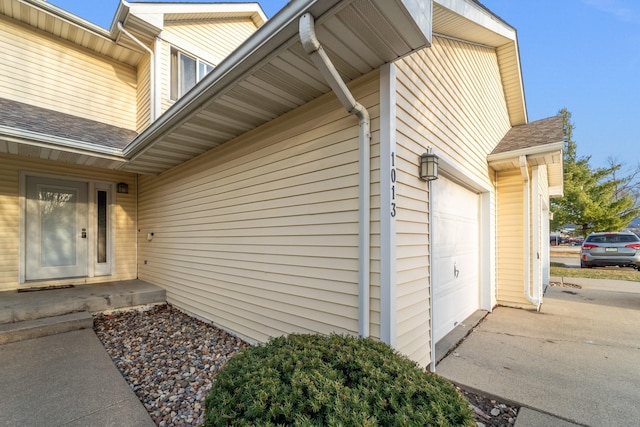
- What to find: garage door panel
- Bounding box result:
[432,176,480,342]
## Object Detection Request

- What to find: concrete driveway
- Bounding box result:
[437,277,640,426]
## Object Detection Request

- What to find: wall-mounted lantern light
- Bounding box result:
[419,153,439,181]
[117,182,129,194]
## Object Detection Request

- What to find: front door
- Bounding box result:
[25,176,88,280]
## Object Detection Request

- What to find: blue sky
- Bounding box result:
[48,0,639,169]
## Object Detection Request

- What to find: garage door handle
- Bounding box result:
[81,228,87,239]
[454,263,459,278]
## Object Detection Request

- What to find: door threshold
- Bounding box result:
[18,284,76,293]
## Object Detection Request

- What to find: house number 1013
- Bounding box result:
[390,151,396,217]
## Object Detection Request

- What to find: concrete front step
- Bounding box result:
[0,280,166,325]
[0,311,94,345]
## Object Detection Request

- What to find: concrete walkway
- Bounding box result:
[0,329,155,426]
[0,281,165,426]
[437,277,640,426]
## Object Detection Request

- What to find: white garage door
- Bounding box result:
[432,176,480,342]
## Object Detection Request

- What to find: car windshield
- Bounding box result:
[586,234,640,244]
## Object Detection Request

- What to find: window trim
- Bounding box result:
[170,47,214,100]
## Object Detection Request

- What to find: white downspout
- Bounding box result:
[429,176,436,372]
[299,13,371,337]
[519,155,540,309]
[118,22,156,122]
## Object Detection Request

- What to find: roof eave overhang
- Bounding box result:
[432,0,527,126]
[488,141,564,197]
[0,126,127,168]
[120,0,433,174]
[128,2,268,28]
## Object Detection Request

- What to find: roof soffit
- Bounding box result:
[1,0,142,66]
[120,0,433,174]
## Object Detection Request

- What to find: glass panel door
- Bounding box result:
[25,177,88,280]
[94,186,112,277]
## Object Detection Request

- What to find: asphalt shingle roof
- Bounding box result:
[0,98,137,150]
[491,115,564,155]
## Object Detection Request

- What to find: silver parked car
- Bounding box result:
[580,232,640,269]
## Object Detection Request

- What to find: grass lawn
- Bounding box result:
[551,265,640,282]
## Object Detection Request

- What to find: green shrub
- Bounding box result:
[204,334,474,426]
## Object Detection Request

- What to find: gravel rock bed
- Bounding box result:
[457,386,519,427]
[95,304,518,427]
[94,304,248,426]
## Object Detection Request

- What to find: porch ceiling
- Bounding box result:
[120,0,432,175]
[491,153,564,197]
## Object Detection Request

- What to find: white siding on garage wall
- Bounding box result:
[393,36,511,366]
[137,73,380,344]
[0,153,138,291]
[0,15,137,130]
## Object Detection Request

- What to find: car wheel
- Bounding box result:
[580,261,591,269]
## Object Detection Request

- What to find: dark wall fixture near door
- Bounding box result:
[117,182,129,194]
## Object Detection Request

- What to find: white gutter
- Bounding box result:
[519,155,540,309]
[117,22,156,122]
[487,141,564,164]
[299,12,371,337]
[0,125,125,159]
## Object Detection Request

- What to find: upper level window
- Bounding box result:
[170,48,214,100]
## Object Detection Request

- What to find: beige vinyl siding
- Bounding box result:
[0,15,137,130]
[538,165,550,202]
[394,136,431,366]
[393,37,511,366]
[495,168,529,306]
[396,37,510,186]
[158,39,173,115]
[0,153,137,291]
[158,19,259,115]
[138,73,380,344]
[165,19,258,61]
[137,53,152,132]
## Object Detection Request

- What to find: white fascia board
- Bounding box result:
[0,126,125,160]
[549,185,564,198]
[487,141,564,165]
[110,0,131,34]
[374,0,432,47]
[128,2,267,27]
[21,0,112,37]
[434,0,516,41]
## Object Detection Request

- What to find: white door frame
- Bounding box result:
[19,172,116,283]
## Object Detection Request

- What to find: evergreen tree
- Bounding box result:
[550,109,639,234]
